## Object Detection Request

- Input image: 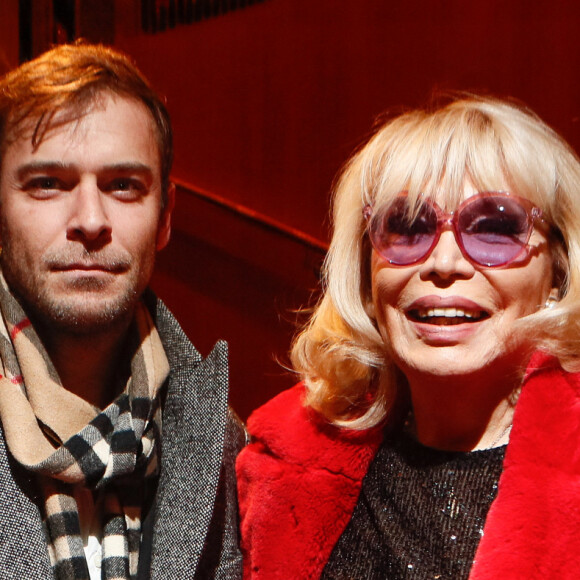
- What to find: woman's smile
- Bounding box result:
[406,295,489,325]
[403,295,491,344]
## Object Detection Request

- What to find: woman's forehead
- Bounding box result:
[368,168,545,213]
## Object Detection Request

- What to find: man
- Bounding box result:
[0,43,244,579]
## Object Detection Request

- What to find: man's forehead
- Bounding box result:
[0,97,164,194]
[3,91,158,156]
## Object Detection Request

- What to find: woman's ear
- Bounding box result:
[364,297,376,320]
[545,288,560,309]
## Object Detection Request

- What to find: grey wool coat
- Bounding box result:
[0,295,246,579]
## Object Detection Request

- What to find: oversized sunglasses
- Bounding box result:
[363,192,545,268]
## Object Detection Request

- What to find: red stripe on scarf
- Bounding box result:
[10,319,31,340]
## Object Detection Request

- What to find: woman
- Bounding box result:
[236,96,580,579]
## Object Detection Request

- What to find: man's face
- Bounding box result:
[0,93,173,334]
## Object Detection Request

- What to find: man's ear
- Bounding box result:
[156,182,175,251]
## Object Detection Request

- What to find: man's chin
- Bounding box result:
[29,294,139,335]
[50,311,134,335]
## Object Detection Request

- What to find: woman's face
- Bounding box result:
[370,185,558,383]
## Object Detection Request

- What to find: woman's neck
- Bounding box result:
[404,369,520,452]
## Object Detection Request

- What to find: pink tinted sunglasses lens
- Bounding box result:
[369,195,533,266]
[457,196,531,266]
[371,198,437,264]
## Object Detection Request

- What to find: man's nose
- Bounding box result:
[66,179,112,244]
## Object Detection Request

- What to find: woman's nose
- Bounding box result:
[419,229,476,280]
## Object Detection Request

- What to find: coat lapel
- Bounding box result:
[149,301,230,578]
[0,422,53,577]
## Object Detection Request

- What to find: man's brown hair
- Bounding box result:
[0,42,173,199]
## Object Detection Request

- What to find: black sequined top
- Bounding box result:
[321,431,506,580]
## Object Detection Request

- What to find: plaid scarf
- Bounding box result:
[0,274,169,579]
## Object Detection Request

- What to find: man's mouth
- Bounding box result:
[44,248,132,274]
[48,258,131,274]
[55,263,121,272]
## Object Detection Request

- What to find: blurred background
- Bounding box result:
[1,0,579,419]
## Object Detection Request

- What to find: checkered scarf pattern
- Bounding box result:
[0,274,169,579]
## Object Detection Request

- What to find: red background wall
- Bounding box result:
[2,1,580,419]
[114,0,580,419]
[117,0,580,242]
[0,0,19,73]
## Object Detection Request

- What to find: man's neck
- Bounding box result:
[35,321,133,410]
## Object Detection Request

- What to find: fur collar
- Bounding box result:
[471,352,580,578]
[237,353,580,579]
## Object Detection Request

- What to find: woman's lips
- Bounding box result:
[405,295,490,329]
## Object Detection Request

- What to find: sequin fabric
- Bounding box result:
[321,431,505,579]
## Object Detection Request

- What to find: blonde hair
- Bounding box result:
[291,95,580,429]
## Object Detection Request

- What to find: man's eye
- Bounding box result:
[23,177,65,197]
[107,178,145,200]
[30,177,58,188]
[114,179,131,190]
[38,177,58,188]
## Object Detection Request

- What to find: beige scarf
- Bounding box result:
[0,274,169,579]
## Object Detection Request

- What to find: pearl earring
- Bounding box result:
[545,296,558,309]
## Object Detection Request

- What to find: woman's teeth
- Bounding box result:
[411,307,486,325]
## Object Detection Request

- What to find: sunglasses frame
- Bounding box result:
[363,191,545,268]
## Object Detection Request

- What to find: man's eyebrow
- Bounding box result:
[100,163,154,177]
[15,161,154,180]
[100,163,155,187]
[16,161,71,179]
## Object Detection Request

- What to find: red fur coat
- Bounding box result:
[236,353,580,579]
